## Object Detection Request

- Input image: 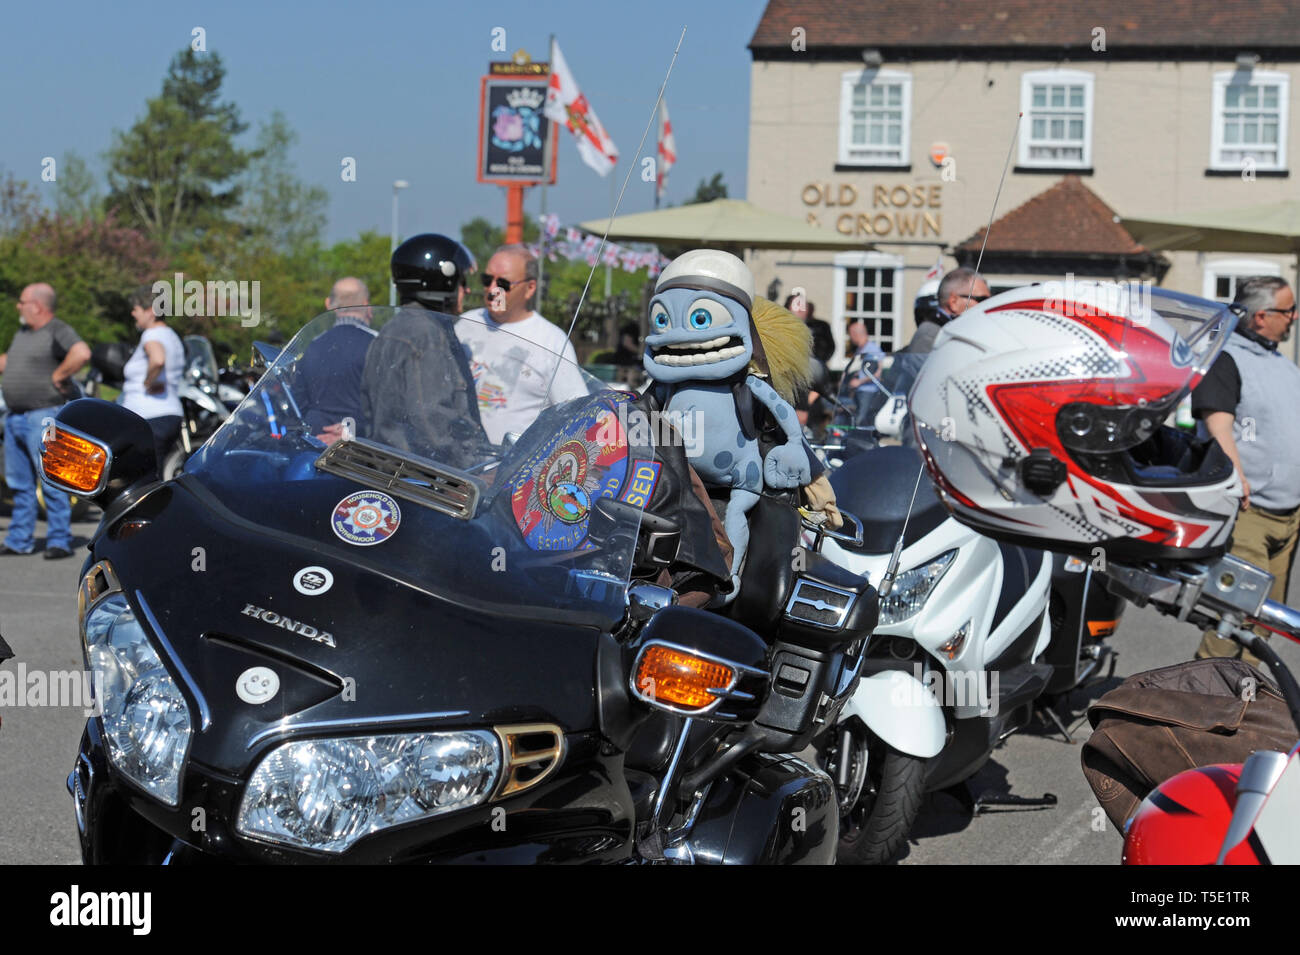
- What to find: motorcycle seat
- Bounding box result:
[714,489,878,648]
[828,445,949,555]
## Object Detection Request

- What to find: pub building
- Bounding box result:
[743,0,1300,366]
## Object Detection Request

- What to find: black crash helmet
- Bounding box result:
[391,234,477,308]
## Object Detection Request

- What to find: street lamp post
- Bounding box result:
[390,180,410,306]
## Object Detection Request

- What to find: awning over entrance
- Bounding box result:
[579,198,872,256]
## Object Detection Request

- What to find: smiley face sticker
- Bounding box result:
[236,666,280,705]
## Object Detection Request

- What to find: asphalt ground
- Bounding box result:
[2,512,1299,865]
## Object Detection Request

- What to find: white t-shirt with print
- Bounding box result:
[456,309,589,443]
[121,325,185,419]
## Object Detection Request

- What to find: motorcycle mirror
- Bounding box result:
[591,498,681,575]
[40,399,159,512]
[250,342,281,372]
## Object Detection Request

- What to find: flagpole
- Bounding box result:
[538,33,555,311]
[605,171,614,298]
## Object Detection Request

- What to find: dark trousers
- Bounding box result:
[147,414,182,462]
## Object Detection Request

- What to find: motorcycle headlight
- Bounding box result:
[83,594,192,806]
[236,730,501,854]
[879,550,957,626]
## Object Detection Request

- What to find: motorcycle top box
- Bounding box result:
[45,306,868,864]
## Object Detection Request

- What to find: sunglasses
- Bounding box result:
[961,294,990,304]
[481,273,529,293]
[1263,306,1298,318]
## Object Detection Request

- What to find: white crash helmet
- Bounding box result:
[908,282,1243,561]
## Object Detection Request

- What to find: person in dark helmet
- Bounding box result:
[391,232,478,313]
[357,233,489,467]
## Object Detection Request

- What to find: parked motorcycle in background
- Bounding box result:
[809,444,1122,863]
[157,335,233,480]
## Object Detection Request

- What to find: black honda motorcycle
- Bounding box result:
[44,306,879,864]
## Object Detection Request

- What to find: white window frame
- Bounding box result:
[1202,258,1283,303]
[1210,70,1289,171]
[1019,69,1094,169]
[838,70,912,167]
[831,251,904,367]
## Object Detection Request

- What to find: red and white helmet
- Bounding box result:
[908,282,1242,561]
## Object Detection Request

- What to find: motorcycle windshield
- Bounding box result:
[183,335,221,382]
[184,307,647,626]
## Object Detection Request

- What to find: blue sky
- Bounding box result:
[2,0,768,242]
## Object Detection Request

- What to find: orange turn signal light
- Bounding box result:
[635,645,735,711]
[42,427,109,495]
[1087,619,1118,638]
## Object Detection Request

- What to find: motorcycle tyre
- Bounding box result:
[160,445,188,482]
[837,741,926,866]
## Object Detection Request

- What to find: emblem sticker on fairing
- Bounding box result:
[510,397,630,551]
[331,491,401,546]
[293,565,334,595]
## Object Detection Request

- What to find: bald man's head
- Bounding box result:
[26,283,56,313]
[327,277,370,309]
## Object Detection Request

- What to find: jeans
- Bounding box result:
[4,406,72,552]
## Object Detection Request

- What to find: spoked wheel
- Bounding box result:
[823,721,926,865]
[160,445,188,481]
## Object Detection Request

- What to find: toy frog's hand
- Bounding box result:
[746,375,803,442]
[764,440,812,489]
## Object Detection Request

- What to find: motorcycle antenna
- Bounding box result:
[544,26,688,397]
[878,111,1023,599]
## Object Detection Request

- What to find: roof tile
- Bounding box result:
[956,176,1147,255]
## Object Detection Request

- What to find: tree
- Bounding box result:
[0,212,163,350]
[0,169,42,237]
[459,214,539,269]
[105,49,255,250]
[237,111,327,254]
[684,172,727,205]
[55,152,103,222]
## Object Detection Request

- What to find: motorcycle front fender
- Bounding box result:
[841,670,945,758]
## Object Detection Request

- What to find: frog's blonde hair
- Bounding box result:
[749,297,813,405]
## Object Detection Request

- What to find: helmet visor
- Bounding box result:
[1050,286,1237,455]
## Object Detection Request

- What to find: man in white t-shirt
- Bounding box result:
[457,244,589,444]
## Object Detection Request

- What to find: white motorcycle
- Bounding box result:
[811,444,1059,864]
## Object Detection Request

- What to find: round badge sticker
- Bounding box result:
[293,565,334,596]
[236,666,280,705]
[331,491,401,546]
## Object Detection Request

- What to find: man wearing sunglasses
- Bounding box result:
[457,244,587,444]
[1192,275,1300,665]
[863,267,989,447]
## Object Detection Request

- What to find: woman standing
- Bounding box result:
[120,285,185,458]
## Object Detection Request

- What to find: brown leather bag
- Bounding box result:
[1081,658,1298,829]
